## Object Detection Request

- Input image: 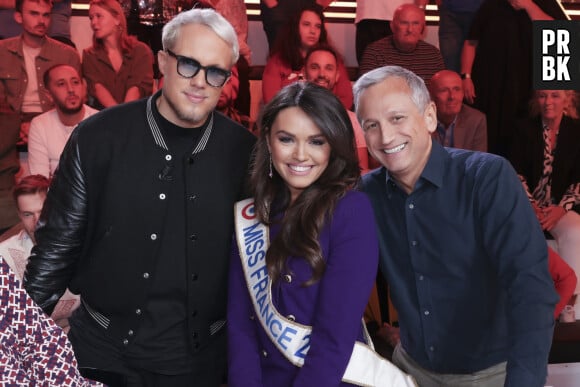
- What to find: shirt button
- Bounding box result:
[191,273,198,281]
[191,310,198,317]
[408,203,414,209]
[287,314,296,321]
[159,193,166,200]
[188,194,197,201]
[418,275,424,281]
[249,315,255,320]
[150,233,157,240]
[189,234,197,241]
[165,154,172,161]
[143,272,150,279]
[424,310,430,316]
[283,274,292,283]
[262,350,268,358]
[128,330,134,336]
[135,308,142,315]
[192,331,198,339]
[123,339,129,345]
[429,346,435,352]
[411,240,418,246]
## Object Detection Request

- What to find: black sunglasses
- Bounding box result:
[166,49,231,87]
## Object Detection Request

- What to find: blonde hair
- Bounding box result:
[529,90,579,119]
[89,0,137,54]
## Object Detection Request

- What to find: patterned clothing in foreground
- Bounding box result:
[0,229,80,330]
[0,255,98,386]
[358,36,445,84]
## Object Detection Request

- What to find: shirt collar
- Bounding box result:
[383,140,447,192]
[437,114,458,132]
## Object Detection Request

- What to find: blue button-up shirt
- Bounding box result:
[362,142,557,386]
[435,118,456,148]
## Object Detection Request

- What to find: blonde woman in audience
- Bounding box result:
[510,90,580,319]
[83,0,154,109]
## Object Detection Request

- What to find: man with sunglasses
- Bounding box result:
[24,8,256,386]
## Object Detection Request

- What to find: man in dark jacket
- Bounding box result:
[24,8,256,386]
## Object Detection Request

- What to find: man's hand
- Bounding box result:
[19,121,30,145]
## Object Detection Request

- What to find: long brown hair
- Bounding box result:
[270,4,329,71]
[89,0,137,54]
[251,82,360,285]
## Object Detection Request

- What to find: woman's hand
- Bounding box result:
[463,78,476,104]
[263,0,278,8]
[541,205,567,231]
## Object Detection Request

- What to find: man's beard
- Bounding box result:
[57,101,84,115]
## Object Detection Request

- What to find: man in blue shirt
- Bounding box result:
[354,65,557,387]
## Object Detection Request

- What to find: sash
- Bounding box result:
[234,199,417,387]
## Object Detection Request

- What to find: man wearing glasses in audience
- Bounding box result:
[24,8,256,386]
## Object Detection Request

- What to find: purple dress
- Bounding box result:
[228,190,379,386]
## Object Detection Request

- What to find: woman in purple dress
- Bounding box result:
[228,82,416,386]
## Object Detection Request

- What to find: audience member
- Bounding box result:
[198,0,252,117]
[48,0,74,47]
[260,0,332,52]
[228,81,416,387]
[304,45,369,172]
[432,0,484,72]
[0,0,80,233]
[355,65,557,386]
[28,64,98,177]
[216,65,252,127]
[0,0,21,39]
[460,0,567,156]
[429,69,487,151]
[355,0,416,65]
[0,254,99,386]
[83,0,154,110]
[0,174,79,331]
[193,0,250,122]
[358,4,444,85]
[0,0,80,139]
[510,89,580,319]
[24,8,256,386]
[262,3,353,110]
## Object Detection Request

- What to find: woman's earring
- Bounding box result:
[269,154,273,178]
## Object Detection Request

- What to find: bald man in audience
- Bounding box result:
[358,3,444,84]
[429,70,487,152]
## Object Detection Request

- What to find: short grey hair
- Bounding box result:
[162,8,239,66]
[353,66,432,116]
